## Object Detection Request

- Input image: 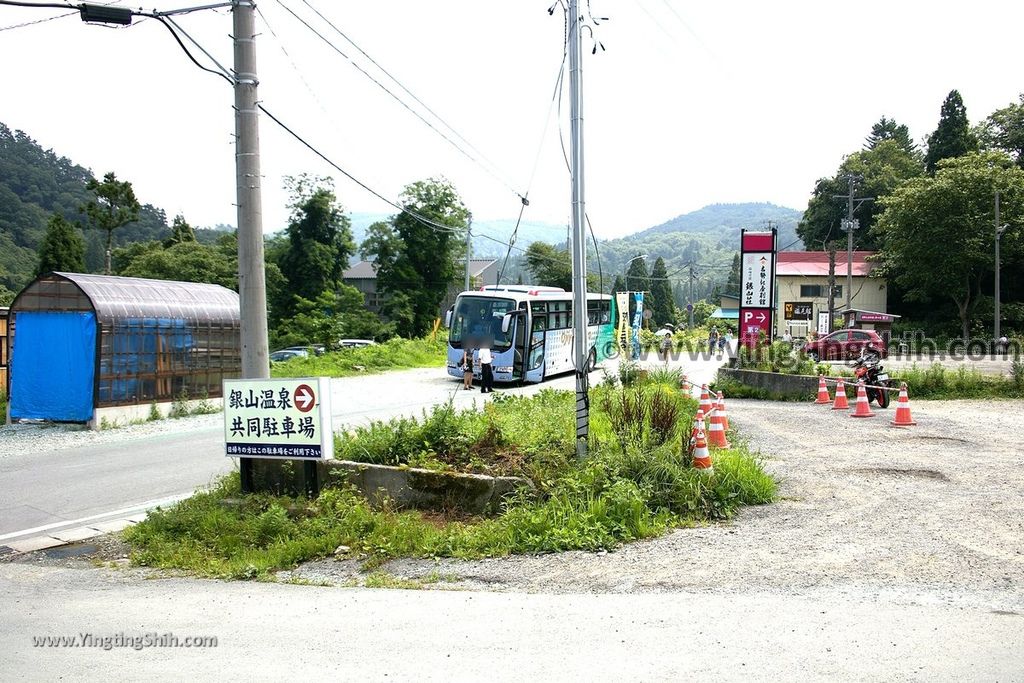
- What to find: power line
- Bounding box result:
[0,6,73,30]
[272,0,526,203]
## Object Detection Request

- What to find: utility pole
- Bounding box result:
[687,262,696,330]
[826,240,837,333]
[995,190,1008,344]
[567,0,589,459]
[835,175,872,314]
[464,219,472,292]
[233,0,269,491]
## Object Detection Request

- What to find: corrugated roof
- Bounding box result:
[776,251,877,277]
[54,272,239,323]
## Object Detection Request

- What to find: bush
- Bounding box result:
[272,335,447,378]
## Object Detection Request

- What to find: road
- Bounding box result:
[0,354,723,543]
[2,562,1020,681]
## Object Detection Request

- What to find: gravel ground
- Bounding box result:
[286,397,1024,610]
[0,412,223,459]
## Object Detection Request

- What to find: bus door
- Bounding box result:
[525,304,546,382]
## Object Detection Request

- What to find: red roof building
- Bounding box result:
[776,251,877,277]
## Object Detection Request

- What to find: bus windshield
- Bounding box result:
[450,296,516,350]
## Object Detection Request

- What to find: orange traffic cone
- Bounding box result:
[699,384,713,415]
[691,409,707,441]
[815,375,831,404]
[850,382,876,418]
[716,391,730,432]
[890,383,917,426]
[692,427,713,472]
[832,381,850,410]
[708,409,730,448]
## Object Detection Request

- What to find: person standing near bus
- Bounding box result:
[478,342,494,393]
[461,341,476,390]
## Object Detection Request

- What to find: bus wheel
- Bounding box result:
[586,347,597,373]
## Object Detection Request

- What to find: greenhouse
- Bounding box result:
[7,272,240,425]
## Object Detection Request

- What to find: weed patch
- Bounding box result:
[125,381,776,579]
[272,336,447,379]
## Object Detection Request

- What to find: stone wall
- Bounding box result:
[717,367,821,399]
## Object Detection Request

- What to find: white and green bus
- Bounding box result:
[444,285,616,384]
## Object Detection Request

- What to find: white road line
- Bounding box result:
[0,492,193,542]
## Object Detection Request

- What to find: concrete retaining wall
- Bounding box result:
[717,367,821,398]
[323,460,534,515]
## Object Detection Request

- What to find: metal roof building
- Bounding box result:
[7,272,240,425]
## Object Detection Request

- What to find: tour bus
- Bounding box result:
[444,285,615,384]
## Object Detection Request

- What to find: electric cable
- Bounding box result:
[273,0,525,203]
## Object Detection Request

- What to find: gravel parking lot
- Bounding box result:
[290,397,1024,611]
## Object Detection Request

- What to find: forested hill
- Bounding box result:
[0,122,172,294]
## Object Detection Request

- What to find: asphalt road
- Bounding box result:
[2,562,1020,681]
[0,354,723,542]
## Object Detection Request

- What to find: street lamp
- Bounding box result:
[622,254,648,292]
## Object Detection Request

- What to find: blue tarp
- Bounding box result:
[10,311,96,422]
[102,318,192,402]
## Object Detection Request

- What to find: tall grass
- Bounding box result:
[125,381,776,579]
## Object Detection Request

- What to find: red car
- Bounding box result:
[802,329,887,361]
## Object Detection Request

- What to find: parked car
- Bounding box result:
[283,344,325,356]
[802,329,887,361]
[338,339,376,349]
[269,348,309,363]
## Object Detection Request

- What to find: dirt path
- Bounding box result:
[290,398,1024,610]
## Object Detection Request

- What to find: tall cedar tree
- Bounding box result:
[865,116,916,154]
[277,177,355,317]
[924,90,978,173]
[371,178,469,338]
[36,213,85,276]
[649,257,675,326]
[164,214,196,246]
[81,172,140,274]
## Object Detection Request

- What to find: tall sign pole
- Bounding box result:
[233,0,269,491]
[568,0,589,459]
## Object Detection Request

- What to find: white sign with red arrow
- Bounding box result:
[222,377,333,460]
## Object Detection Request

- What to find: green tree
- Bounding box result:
[118,240,239,289]
[366,178,470,338]
[865,116,916,155]
[610,274,626,298]
[875,151,1024,340]
[164,214,196,247]
[276,176,355,317]
[36,213,85,276]
[924,90,978,174]
[272,286,390,350]
[624,254,650,293]
[649,257,675,326]
[978,94,1024,168]
[799,139,924,249]
[525,241,572,290]
[81,171,140,274]
[725,252,741,294]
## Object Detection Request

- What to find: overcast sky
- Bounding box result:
[1,1,1021,241]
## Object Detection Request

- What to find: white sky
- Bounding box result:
[1,1,1022,240]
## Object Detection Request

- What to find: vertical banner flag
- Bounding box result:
[738,228,777,350]
[631,292,644,360]
[615,291,631,356]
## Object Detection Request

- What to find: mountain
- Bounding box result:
[0,122,172,294]
[632,202,803,247]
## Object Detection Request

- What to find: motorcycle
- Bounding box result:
[850,347,891,408]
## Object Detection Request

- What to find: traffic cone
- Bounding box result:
[831,381,850,410]
[716,391,730,432]
[699,384,713,415]
[890,383,917,427]
[708,409,730,448]
[850,382,876,418]
[691,427,713,473]
[815,375,831,404]
[691,409,707,442]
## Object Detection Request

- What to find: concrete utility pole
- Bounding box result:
[995,190,1008,343]
[687,262,696,330]
[826,241,837,333]
[233,0,269,491]
[567,0,589,459]
[464,219,473,292]
[836,175,872,313]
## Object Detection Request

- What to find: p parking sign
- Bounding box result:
[223,377,333,460]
